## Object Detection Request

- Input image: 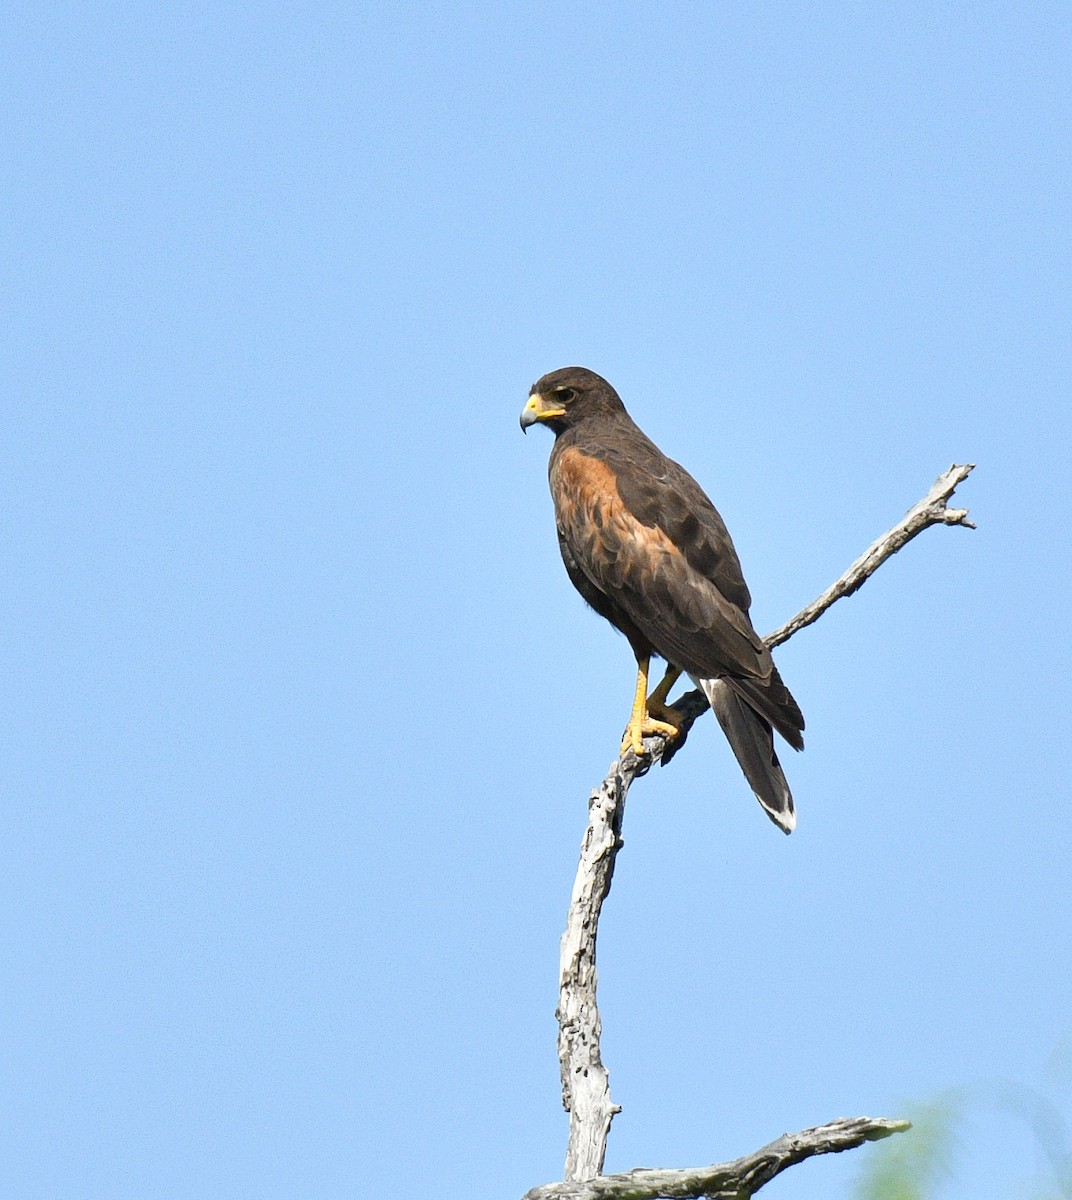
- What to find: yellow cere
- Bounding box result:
[527,393,565,420]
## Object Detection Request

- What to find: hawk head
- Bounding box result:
[520,366,626,435]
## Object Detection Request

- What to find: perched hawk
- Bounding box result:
[521,366,805,833]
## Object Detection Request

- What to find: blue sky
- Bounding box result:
[3,3,1070,1198]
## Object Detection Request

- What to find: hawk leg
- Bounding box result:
[647,664,684,725]
[621,657,684,756]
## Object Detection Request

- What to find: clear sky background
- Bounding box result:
[4,4,1070,1198]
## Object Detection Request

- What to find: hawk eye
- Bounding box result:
[556,387,576,404]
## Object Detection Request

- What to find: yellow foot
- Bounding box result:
[620,714,682,757]
[621,658,685,756]
[647,694,684,730]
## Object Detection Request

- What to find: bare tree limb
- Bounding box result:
[551,465,974,1186]
[525,1116,912,1200]
[765,462,975,649]
[556,760,628,1181]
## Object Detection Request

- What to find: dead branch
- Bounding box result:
[525,1116,911,1200]
[765,462,975,649]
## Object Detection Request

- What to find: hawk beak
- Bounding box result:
[520,392,566,432]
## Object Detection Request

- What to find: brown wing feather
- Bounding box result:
[550,445,770,681]
[604,441,752,613]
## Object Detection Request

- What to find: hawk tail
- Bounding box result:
[699,677,797,834]
[731,665,805,751]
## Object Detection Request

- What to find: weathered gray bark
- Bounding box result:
[544,465,974,1192]
[526,1116,912,1200]
[764,463,976,649]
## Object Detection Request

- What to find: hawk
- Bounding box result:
[521,367,805,833]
